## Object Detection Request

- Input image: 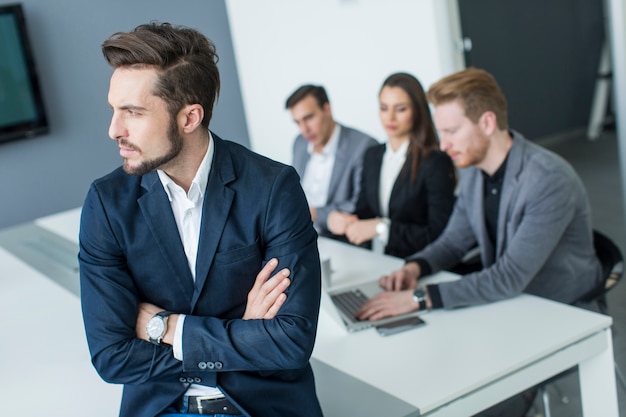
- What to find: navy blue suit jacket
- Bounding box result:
[79,134,323,417]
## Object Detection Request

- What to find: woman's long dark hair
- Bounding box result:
[380,73,439,183]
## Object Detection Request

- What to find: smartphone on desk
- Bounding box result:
[375,315,425,336]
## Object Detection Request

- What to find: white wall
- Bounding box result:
[226,0,462,164]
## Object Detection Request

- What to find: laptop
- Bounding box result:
[320,257,426,332]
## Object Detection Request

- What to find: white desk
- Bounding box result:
[0,246,122,415]
[34,206,81,243]
[0,208,619,417]
[314,237,619,416]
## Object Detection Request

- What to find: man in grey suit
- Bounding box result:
[355,66,603,417]
[286,85,377,238]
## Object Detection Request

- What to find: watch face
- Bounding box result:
[147,316,165,339]
[376,221,388,235]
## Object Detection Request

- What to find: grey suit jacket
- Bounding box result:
[408,131,602,309]
[292,124,377,235]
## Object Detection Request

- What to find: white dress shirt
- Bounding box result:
[301,124,341,208]
[157,134,223,398]
[375,139,409,249]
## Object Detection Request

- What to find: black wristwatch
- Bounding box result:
[412,288,428,311]
[146,311,172,345]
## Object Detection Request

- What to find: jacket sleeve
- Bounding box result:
[436,165,578,309]
[79,184,184,384]
[315,136,378,231]
[406,168,479,270]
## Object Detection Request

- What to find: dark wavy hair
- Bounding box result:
[285,84,329,110]
[102,22,220,129]
[381,73,439,182]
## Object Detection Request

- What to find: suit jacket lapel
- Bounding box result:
[292,137,310,178]
[495,133,524,258]
[192,136,235,309]
[388,154,413,218]
[138,172,195,300]
[327,128,347,199]
[469,170,494,266]
[371,145,385,215]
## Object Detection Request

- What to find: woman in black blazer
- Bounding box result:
[328,73,455,258]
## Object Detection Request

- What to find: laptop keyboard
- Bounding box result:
[330,289,369,319]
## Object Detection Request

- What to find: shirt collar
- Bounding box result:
[482,150,509,183]
[384,139,409,158]
[307,124,341,156]
[157,132,214,202]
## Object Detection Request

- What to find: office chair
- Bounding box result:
[534,230,624,417]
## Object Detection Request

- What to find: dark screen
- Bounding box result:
[0,4,48,143]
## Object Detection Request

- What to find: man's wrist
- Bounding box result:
[146,311,173,345]
[403,261,421,280]
[162,313,179,345]
[375,218,390,236]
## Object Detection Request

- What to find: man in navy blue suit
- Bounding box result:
[79,22,323,417]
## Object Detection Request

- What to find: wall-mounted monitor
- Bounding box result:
[0,3,49,143]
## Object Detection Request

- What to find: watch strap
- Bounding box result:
[376,218,391,236]
[155,310,172,319]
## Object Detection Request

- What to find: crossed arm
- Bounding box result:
[80,167,320,384]
[135,258,290,344]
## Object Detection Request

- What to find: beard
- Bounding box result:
[121,117,183,176]
[452,134,490,169]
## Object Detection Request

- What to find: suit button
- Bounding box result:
[215,362,223,370]
[179,377,186,383]
[198,362,207,370]
[194,377,202,383]
[186,377,194,383]
[207,362,215,370]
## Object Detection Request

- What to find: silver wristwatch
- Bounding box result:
[412,288,428,311]
[146,311,172,345]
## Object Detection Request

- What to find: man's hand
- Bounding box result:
[243,258,291,320]
[355,289,417,321]
[378,262,421,291]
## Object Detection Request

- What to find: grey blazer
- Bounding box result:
[408,131,602,309]
[292,124,377,235]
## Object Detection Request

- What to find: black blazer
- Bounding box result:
[355,144,455,258]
